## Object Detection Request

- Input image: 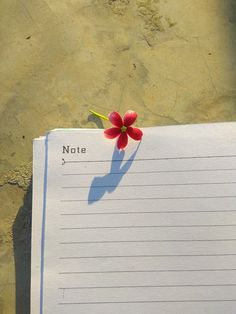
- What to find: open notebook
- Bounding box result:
[32,123,236,314]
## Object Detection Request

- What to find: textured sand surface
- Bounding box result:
[0,0,236,313]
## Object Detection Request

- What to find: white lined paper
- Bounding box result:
[37,123,236,313]
[31,137,45,314]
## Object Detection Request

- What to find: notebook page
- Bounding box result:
[32,137,45,313]
[41,123,236,314]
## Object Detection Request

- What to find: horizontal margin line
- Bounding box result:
[59,253,236,260]
[60,209,236,216]
[63,154,236,164]
[61,168,236,176]
[59,268,236,275]
[61,182,236,189]
[60,224,236,230]
[59,239,236,245]
[58,299,236,305]
[58,283,236,290]
[60,196,236,202]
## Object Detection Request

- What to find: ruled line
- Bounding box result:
[58,283,236,290]
[60,196,236,202]
[59,253,236,260]
[60,209,236,216]
[58,299,236,305]
[59,239,236,245]
[63,154,236,164]
[61,181,236,189]
[60,224,236,230]
[62,168,236,176]
[59,268,236,275]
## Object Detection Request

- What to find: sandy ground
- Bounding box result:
[0,0,236,313]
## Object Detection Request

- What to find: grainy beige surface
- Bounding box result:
[0,0,236,313]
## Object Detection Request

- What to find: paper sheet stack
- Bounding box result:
[32,124,236,314]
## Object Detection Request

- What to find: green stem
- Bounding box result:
[89,109,109,121]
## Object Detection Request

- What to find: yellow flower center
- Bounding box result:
[121,126,127,132]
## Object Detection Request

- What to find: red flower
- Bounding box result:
[104,110,143,150]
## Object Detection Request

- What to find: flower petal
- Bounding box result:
[108,111,123,127]
[104,127,121,139]
[126,127,143,141]
[123,110,137,127]
[117,132,128,150]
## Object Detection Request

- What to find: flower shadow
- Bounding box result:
[88,144,140,204]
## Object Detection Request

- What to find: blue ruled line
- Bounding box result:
[40,133,49,314]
